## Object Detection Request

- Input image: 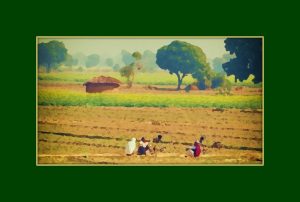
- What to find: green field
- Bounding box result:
[38,71,196,85]
[38,71,262,87]
[38,89,262,109]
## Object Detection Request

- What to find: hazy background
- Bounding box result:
[39,38,228,60]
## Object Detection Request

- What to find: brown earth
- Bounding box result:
[37,106,263,165]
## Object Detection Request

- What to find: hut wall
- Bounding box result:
[85,83,120,93]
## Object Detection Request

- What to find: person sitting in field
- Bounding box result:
[137,137,150,155]
[200,136,204,144]
[151,134,166,153]
[186,140,201,157]
[153,134,163,143]
[199,136,206,154]
[125,138,136,156]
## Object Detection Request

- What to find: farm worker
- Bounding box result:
[137,137,150,155]
[153,134,163,143]
[200,136,204,144]
[151,134,166,153]
[187,140,201,157]
[125,138,136,156]
[193,141,201,157]
[199,136,206,154]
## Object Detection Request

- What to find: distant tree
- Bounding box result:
[105,58,114,67]
[212,53,235,73]
[113,64,120,71]
[211,73,226,88]
[63,54,73,67]
[73,52,87,66]
[119,51,142,87]
[212,57,224,73]
[38,40,68,72]
[120,63,135,87]
[156,40,211,90]
[132,51,143,70]
[85,54,100,67]
[77,66,84,72]
[132,51,142,60]
[222,38,262,83]
[194,69,214,90]
[141,50,159,72]
[72,57,78,66]
[121,50,135,65]
[38,43,50,71]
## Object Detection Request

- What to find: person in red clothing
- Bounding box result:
[186,140,201,157]
[193,141,201,157]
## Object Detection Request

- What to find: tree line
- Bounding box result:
[155,39,262,91]
[121,39,262,91]
[38,41,159,73]
[38,38,262,91]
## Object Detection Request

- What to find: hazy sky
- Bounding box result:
[39,37,228,59]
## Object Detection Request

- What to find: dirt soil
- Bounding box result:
[38,106,263,165]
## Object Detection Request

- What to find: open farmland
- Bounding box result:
[37,72,263,165]
[38,106,262,164]
[38,71,196,85]
[39,71,262,87]
[37,37,263,165]
[38,88,262,109]
[38,72,262,109]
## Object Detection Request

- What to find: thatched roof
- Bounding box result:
[84,76,122,85]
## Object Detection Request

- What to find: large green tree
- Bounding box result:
[38,40,68,72]
[222,38,262,83]
[156,40,211,90]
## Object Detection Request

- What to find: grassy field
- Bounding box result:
[38,88,262,109]
[38,71,262,87]
[39,71,196,85]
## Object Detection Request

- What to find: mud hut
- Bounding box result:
[83,76,122,93]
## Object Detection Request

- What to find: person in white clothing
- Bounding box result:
[125,138,136,156]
